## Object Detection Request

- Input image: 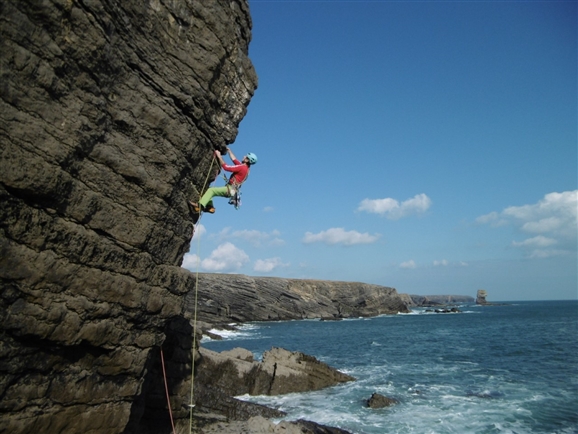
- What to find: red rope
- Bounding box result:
[160,348,176,434]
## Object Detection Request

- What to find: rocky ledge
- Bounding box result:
[190,347,355,433]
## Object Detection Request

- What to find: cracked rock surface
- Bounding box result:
[0,1,408,433]
[1,1,255,433]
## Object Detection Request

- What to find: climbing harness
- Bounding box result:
[168,151,251,433]
[223,167,250,210]
[228,187,242,210]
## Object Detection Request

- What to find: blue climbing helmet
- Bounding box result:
[246,152,258,165]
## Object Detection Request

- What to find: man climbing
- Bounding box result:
[189,147,257,214]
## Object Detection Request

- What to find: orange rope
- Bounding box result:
[160,348,176,434]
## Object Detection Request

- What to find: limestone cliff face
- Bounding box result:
[190,273,409,323]
[0,1,256,433]
[0,1,410,433]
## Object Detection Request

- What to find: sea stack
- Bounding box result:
[476,289,489,305]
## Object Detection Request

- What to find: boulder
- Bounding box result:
[261,347,355,395]
[366,393,399,408]
[194,347,355,399]
[221,347,254,362]
[200,415,352,434]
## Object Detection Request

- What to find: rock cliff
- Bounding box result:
[0,1,408,433]
[1,0,255,433]
[189,273,409,324]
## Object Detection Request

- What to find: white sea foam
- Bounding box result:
[200,323,263,342]
[203,300,578,433]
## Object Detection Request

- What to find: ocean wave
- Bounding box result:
[201,323,264,341]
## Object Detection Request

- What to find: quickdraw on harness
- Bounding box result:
[223,170,249,210]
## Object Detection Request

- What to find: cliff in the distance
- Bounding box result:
[1,1,255,433]
[401,294,475,306]
[190,273,409,324]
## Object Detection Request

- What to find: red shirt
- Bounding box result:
[223,159,249,185]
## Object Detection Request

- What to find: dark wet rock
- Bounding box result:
[425,307,462,313]
[293,419,353,434]
[192,384,286,426]
[366,392,399,408]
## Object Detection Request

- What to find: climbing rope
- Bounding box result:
[160,348,177,434]
[159,153,216,434]
[188,153,216,433]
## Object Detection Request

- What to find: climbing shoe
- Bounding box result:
[188,201,201,214]
[205,206,216,214]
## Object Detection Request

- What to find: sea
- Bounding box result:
[201,300,578,434]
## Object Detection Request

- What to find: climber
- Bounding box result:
[189,147,257,214]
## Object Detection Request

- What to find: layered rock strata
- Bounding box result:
[200,415,352,434]
[189,273,410,324]
[192,347,355,433]
[195,347,355,397]
[1,0,255,433]
[0,0,409,433]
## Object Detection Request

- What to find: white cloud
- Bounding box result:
[399,260,416,269]
[302,227,380,246]
[475,212,508,227]
[219,228,284,247]
[477,190,578,258]
[358,193,432,219]
[432,259,468,267]
[528,249,567,259]
[217,227,233,238]
[263,206,274,212]
[192,223,206,238]
[182,253,200,270]
[503,190,577,236]
[512,235,557,248]
[254,257,290,273]
[183,242,249,272]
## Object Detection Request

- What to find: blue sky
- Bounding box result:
[183,0,577,301]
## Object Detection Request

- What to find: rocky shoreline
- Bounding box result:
[177,273,412,434]
[184,290,473,433]
[189,273,410,325]
[189,346,356,433]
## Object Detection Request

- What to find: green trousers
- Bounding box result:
[199,185,231,208]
